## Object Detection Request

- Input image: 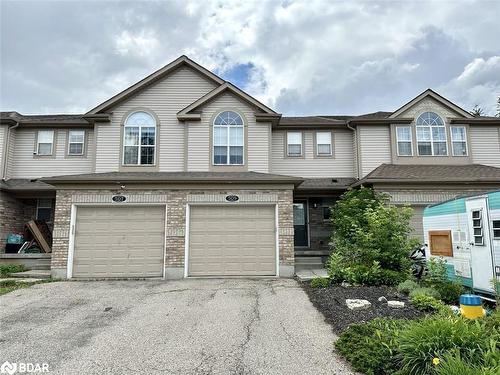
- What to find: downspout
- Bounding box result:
[346,122,360,180]
[2,122,19,180]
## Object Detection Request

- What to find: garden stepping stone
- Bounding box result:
[387,300,405,309]
[346,299,371,310]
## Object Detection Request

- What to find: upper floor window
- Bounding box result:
[68,130,85,156]
[396,126,412,156]
[451,126,468,156]
[287,132,302,157]
[123,111,156,165]
[213,111,244,165]
[37,130,54,156]
[416,112,447,156]
[316,132,332,156]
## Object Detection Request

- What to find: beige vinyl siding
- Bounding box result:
[470,126,500,168]
[9,128,94,178]
[270,129,355,178]
[0,125,5,178]
[186,91,270,172]
[358,125,392,177]
[6,128,16,178]
[94,66,218,172]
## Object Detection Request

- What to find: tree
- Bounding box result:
[470,105,485,117]
[496,96,500,117]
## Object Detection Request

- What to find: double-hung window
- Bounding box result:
[416,112,447,156]
[451,126,468,156]
[68,130,85,156]
[316,132,332,156]
[36,199,54,222]
[213,111,244,165]
[37,130,54,156]
[396,126,412,156]
[287,132,302,157]
[123,111,156,165]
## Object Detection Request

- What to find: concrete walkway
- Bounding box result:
[0,279,355,375]
[295,268,329,281]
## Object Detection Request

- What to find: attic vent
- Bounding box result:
[331,179,338,183]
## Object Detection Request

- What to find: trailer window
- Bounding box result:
[472,210,484,245]
[493,220,500,239]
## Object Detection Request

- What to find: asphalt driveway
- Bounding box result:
[0,279,355,375]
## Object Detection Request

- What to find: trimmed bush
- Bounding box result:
[397,279,419,294]
[410,294,445,312]
[310,277,329,288]
[335,318,408,375]
[398,317,491,375]
[0,264,26,276]
[409,287,441,300]
[434,281,464,305]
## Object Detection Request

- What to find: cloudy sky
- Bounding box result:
[1,0,499,116]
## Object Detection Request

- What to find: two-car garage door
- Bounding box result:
[71,204,277,278]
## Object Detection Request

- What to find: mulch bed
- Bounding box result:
[302,283,425,334]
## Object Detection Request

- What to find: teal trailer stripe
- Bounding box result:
[445,264,473,288]
[488,191,500,210]
[424,199,466,217]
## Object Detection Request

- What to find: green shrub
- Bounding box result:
[435,353,498,375]
[341,262,406,286]
[330,187,418,272]
[423,256,448,286]
[398,317,491,375]
[0,264,26,276]
[310,277,330,288]
[335,318,409,375]
[397,279,419,294]
[326,252,345,283]
[409,287,441,300]
[410,294,445,312]
[434,281,464,305]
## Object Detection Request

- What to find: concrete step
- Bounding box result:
[31,263,51,270]
[295,268,328,281]
[10,270,51,279]
[294,256,323,264]
[295,263,325,271]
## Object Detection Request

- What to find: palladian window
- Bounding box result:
[416,112,447,156]
[123,111,156,165]
[213,111,244,165]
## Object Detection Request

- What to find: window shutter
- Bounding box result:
[429,230,453,257]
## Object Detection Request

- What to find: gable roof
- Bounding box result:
[177,82,279,121]
[389,89,473,119]
[352,163,500,186]
[87,55,225,114]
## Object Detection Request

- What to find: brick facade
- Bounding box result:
[0,191,37,251]
[51,187,294,278]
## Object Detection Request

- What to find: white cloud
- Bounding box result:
[1,0,499,115]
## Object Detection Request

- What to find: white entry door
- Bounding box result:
[466,197,495,292]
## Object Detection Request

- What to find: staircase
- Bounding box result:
[294,256,324,271]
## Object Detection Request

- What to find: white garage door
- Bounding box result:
[188,205,276,276]
[72,206,165,278]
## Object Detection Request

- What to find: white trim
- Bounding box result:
[287,131,303,157]
[36,129,54,156]
[67,129,85,156]
[416,111,448,156]
[212,110,245,166]
[184,203,279,278]
[163,204,168,279]
[450,125,469,157]
[315,131,333,156]
[66,203,167,279]
[184,203,191,278]
[122,110,157,166]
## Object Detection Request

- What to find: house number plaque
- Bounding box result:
[112,195,127,203]
[225,195,239,202]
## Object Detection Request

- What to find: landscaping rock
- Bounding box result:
[378,296,387,303]
[388,300,405,309]
[346,299,371,310]
[341,281,352,288]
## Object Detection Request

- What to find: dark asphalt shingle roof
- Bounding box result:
[1,112,86,122]
[353,164,500,185]
[0,179,55,191]
[41,171,303,185]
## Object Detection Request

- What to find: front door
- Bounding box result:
[465,197,495,292]
[294,200,308,247]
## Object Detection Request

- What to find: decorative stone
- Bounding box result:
[378,296,388,303]
[388,300,405,309]
[346,299,371,310]
[341,281,352,288]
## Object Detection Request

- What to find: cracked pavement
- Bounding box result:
[0,279,356,374]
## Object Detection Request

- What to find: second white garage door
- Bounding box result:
[188,205,276,276]
[72,206,165,278]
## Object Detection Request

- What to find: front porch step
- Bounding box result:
[294,250,330,257]
[10,270,51,279]
[295,256,325,271]
[295,256,323,264]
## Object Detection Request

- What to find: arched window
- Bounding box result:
[123,111,156,165]
[416,112,447,156]
[213,111,244,165]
